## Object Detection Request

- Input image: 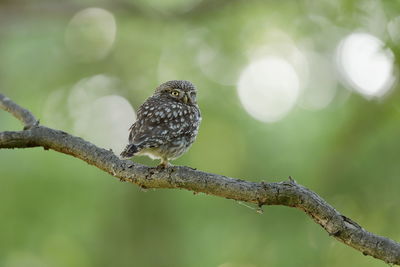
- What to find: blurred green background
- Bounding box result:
[1,0,400,266]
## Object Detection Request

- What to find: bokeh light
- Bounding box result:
[237,57,300,123]
[298,52,337,110]
[196,41,241,86]
[388,16,400,44]
[242,29,309,89]
[68,75,135,152]
[65,7,117,62]
[73,95,135,153]
[68,74,119,118]
[336,32,396,98]
[42,88,70,130]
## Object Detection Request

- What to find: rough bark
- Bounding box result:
[1,93,399,265]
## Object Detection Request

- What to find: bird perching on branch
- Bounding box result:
[120,80,201,167]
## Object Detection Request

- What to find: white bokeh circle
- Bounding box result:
[336,32,395,98]
[237,57,300,123]
[65,7,117,62]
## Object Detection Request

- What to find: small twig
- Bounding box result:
[237,201,258,212]
[0,94,38,129]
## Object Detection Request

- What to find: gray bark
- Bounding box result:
[1,93,399,265]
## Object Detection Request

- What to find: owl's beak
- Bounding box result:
[183,94,189,104]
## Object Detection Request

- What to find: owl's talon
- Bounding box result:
[157,160,172,169]
[156,165,166,171]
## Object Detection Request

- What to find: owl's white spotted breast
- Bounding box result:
[128,94,201,160]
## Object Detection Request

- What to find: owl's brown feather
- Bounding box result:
[121,80,201,166]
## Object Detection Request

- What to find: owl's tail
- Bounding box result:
[120,144,138,158]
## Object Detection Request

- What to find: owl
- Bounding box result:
[120,80,201,167]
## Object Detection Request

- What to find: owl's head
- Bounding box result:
[155,80,198,105]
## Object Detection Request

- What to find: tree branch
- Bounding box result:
[0,94,38,129]
[1,94,399,265]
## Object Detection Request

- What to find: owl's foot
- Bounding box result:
[157,158,171,169]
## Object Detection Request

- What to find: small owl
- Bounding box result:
[120,80,201,167]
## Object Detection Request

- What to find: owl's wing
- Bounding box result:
[128,97,179,149]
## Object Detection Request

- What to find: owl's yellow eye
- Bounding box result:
[170,90,180,97]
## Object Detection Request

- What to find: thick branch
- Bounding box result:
[1,95,399,265]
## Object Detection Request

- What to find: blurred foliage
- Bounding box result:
[1,0,400,266]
